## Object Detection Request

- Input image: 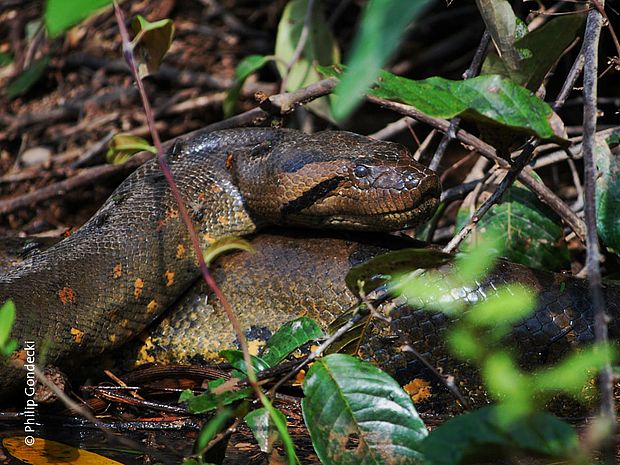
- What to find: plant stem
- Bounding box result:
[581,2,616,461]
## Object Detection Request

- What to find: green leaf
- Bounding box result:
[245,407,284,453]
[447,326,483,361]
[223,55,272,117]
[131,15,175,78]
[454,231,503,283]
[180,380,252,414]
[481,352,531,415]
[345,247,452,294]
[455,181,570,271]
[419,406,578,465]
[534,343,616,396]
[370,72,560,141]
[331,0,431,120]
[257,393,299,465]
[0,52,13,67]
[261,317,324,367]
[195,407,233,453]
[466,286,535,326]
[476,0,521,70]
[275,0,339,121]
[302,354,427,465]
[106,133,156,165]
[275,0,339,115]
[219,350,270,374]
[45,0,112,37]
[6,55,50,99]
[397,269,468,315]
[203,236,254,266]
[475,0,521,72]
[595,129,620,256]
[325,309,371,356]
[0,300,17,356]
[482,14,584,91]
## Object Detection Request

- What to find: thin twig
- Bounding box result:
[0,80,339,216]
[113,3,260,393]
[365,94,588,241]
[368,117,416,140]
[590,0,620,60]
[443,142,537,253]
[0,152,151,215]
[268,309,367,397]
[400,344,470,410]
[32,366,100,424]
[428,30,491,171]
[581,3,616,461]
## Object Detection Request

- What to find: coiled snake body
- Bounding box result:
[0,128,440,397]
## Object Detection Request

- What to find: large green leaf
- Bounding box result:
[302,354,427,465]
[455,181,570,271]
[260,317,324,367]
[371,72,558,140]
[419,406,578,465]
[331,0,431,120]
[275,0,339,120]
[595,129,620,256]
[45,0,112,37]
[482,13,584,91]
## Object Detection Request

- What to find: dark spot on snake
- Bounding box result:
[94,210,110,228]
[192,209,205,222]
[169,139,186,160]
[349,244,387,266]
[280,150,327,173]
[249,140,273,159]
[244,325,273,342]
[280,176,346,216]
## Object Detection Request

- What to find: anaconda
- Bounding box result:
[0,128,440,398]
[137,231,620,410]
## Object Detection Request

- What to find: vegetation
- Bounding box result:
[1,0,619,464]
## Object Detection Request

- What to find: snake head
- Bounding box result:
[233,129,441,231]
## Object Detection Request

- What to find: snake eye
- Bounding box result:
[353,164,370,178]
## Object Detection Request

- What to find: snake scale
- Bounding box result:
[0,128,440,398]
[1,128,617,410]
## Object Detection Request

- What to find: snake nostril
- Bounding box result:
[404,177,420,190]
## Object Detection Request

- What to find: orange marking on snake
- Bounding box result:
[403,379,432,404]
[134,278,144,299]
[147,300,158,313]
[164,271,175,287]
[58,287,77,305]
[113,263,122,279]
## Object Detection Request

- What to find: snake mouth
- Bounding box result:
[313,177,442,231]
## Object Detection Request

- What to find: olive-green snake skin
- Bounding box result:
[136,231,620,411]
[0,128,440,398]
